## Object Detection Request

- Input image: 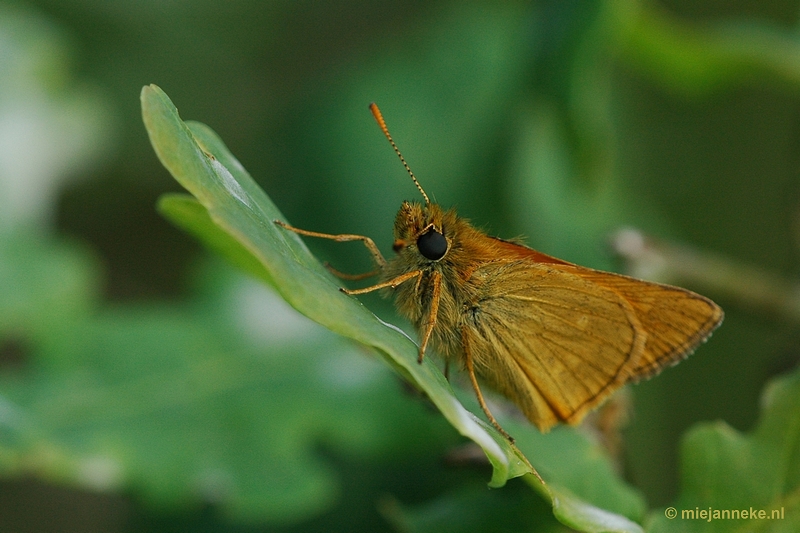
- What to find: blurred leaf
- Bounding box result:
[0,231,100,336]
[157,193,275,288]
[385,474,643,533]
[0,230,450,523]
[382,481,571,533]
[646,367,800,532]
[142,84,647,532]
[610,0,800,96]
[2,312,446,524]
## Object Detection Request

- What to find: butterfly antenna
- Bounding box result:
[369,103,430,206]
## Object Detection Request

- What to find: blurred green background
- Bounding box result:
[2,0,800,531]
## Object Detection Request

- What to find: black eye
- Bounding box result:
[417,230,448,260]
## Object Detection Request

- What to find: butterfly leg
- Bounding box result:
[416,271,441,364]
[341,269,421,296]
[462,329,514,443]
[345,269,439,367]
[274,220,387,268]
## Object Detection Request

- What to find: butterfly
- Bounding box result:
[276,104,723,441]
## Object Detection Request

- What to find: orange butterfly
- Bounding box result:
[277,104,723,441]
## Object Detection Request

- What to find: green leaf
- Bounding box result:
[549,484,644,533]
[647,367,800,532]
[141,84,645,532]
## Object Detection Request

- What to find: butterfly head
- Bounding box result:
[392,201,451,262]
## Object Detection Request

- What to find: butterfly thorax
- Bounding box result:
[382,201,518,361]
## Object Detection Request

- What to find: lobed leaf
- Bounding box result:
[647,368,800,532]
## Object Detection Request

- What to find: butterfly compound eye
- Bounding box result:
[417,229,448,261]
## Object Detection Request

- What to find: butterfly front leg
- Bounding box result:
[342,270,421,296]
[274,219,387,279]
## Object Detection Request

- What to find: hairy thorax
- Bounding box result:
[380,202,505,364]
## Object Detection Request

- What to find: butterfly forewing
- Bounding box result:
[461,260,648,431]
[487,239,724,378]
[566,267,724,378]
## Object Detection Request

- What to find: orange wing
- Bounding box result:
[490,237,724,379]
[460,260,646,431]
[462,239,723,431]
[559,266,723,379]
